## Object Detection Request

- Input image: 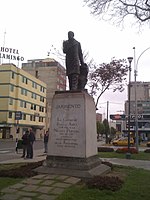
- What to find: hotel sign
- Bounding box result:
[0,47,24,61]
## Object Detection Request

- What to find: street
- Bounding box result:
[0,139,148,163]
[0,139,44,162]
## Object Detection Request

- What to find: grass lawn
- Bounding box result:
[57,166,150,200]
[0,177,23,191]
[98,151,150,160]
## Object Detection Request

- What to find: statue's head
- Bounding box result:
[68,31,74,40]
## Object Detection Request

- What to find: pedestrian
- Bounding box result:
[63,31,84,90]
[27,129,35,159]
[21,130,29,158]
[44,131,49,153]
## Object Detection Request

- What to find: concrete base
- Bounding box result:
[37,91,111,179]
[35,155,111,179]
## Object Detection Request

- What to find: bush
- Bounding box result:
[144,149,150,153]
[116,147,138,154]
[98,147,114,152]
[86,176,124,191]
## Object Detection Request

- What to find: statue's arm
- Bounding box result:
[63,40,68,53]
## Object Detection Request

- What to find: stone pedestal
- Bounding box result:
[38,91,110,178]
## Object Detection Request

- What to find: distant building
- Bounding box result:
[125,81,150,140]
[22,58,66,132]
[0,63,46,139]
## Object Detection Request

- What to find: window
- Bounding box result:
[12,72,15,79]
[8,112,12,118]
[22,76,28,84]
[40,86,45,92]
[31,93,37,99]
[10,85,14,92]
[9,98,13,105]
[40,96,44,102]
[20,101,27,108]
[22,114,26,120]
[39,106,44,112]
[32,82,37,89]
[21,88,27,96]
[39,117,44,122]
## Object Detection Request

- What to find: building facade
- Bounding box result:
[0,63,46,139]
[22,58,66,131]
[125,81,150,140]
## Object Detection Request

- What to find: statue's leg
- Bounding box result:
[71,74,79,90]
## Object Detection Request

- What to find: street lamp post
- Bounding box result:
[127,57,133,158]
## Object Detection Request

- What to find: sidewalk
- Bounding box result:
[102,157,150,171]
[1,150,150,199]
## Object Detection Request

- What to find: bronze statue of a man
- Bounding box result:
[63,31,84,90]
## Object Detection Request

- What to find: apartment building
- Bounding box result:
[0,63,46,139]
[125,81,150,140]
[22,58,66,131]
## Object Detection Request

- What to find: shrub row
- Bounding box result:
[86,176,124,191]
[98,147,114,152]
[116,147,138,154]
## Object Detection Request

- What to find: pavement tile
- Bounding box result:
[64,177,81,184]
[43,175,58,180]
[51,187,65,195]
[17,191,38,197]
[0,193,20,200]
[22,179,42,185]
[19,198,32,200]
[56,175,69,180]
[38,194,57,200]
[32,174,47,179]
[1,187,17,193]
[10,183,26,189]
[35,186,53,194]
[40,180,55,186]
[53,182,71,188]
[22,185,39,192]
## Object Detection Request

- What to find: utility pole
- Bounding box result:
[106,101,109,143]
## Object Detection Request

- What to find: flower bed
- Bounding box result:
[116,147,138,154]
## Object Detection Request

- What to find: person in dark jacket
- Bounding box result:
[44,131,49,153]
[21,130,30,158]
[27,129,35,159]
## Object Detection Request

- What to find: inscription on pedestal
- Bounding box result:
[48,98,85,157]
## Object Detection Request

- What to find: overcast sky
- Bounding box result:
[1,0,150,117]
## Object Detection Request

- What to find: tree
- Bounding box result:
[97,121,105,138]
[103,119,110,143]
[84,0,150,26]
[88,58,128,107]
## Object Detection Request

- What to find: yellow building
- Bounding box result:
[0,63,47,139]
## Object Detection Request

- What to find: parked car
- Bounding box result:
[112,137,134,146]
[147,141,150,147]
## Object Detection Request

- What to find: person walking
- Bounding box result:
[21,130,29,158]
[27,129,35,159]
[44,131,49,153]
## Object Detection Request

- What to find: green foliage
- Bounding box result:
[57,166,150,200]
[98,151,150,160]
[86,176,124,191]
[97,121,105,135]
[0,177,22,191]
